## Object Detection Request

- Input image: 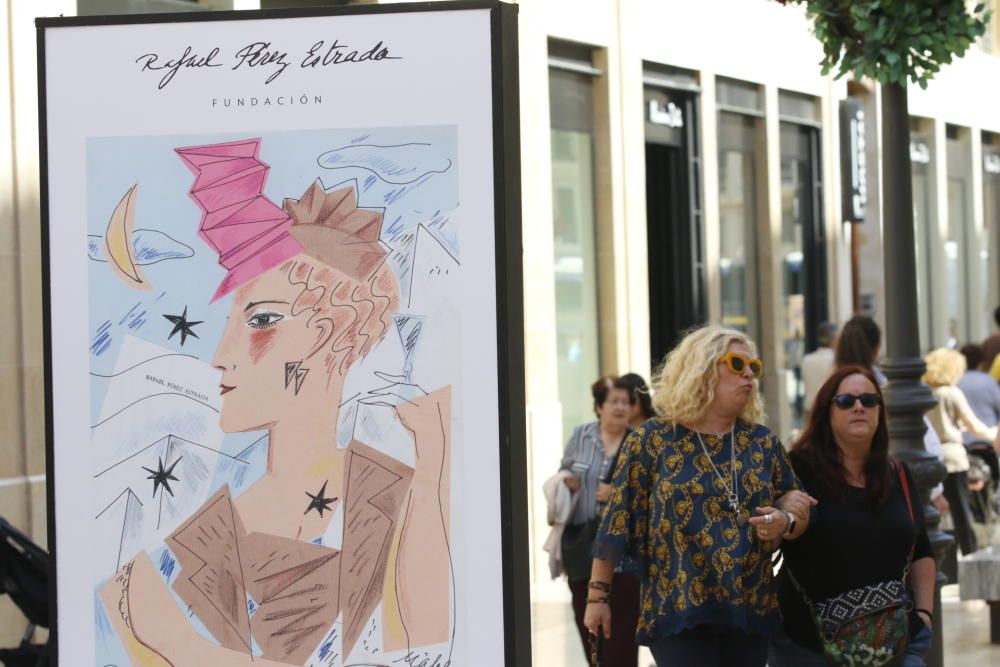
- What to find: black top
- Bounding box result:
[598,428,632,485]
[777,453,933,651]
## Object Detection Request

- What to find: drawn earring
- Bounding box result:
[284,361,308,395]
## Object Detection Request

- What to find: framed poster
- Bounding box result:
[36,2,528,666]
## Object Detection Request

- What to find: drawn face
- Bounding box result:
[829,373,880,445]
[711,341,757,417]
[212,255,331,433]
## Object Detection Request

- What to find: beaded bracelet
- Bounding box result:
[586,596,610,604]
[588,581,611,593]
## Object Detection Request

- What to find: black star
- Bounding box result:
[163,306,203,346]
[304,481,337,517]
[142,456,182,498]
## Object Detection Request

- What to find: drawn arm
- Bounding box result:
[384,386,453,651]
[99,553,289,667]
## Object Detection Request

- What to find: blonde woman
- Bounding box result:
[584,325,814,667]
[924,348,1000,556]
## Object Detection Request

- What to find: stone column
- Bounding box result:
[879,81,952,667]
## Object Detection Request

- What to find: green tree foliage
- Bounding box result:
[777,1,991,87]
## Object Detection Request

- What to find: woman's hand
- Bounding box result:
[748,506,788,542]
[595,481,611,503]
[564,473,581,492]
[775,489,818,522]
[584,600,612,639]
[932,492,950,515]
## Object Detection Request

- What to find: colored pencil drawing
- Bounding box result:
[89,129,458,666]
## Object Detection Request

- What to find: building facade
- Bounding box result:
[0,0,999,657]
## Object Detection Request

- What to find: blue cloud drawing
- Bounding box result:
[316,143,453,185]
[88,229,194,265]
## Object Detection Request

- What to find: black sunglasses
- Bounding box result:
[831,392,882,410]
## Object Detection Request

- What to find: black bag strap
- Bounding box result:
[784,561,816,609]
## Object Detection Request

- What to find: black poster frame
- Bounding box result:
[35,2,529,665]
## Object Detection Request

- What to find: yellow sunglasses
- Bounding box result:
[717,351,764,379]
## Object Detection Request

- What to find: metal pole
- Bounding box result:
[879,81,953,667]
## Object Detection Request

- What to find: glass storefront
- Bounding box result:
[717,111,761,342]
[549,61,601,442]
[946,177,968,343]
[643,67,705,365]
[984,136,1000,325]
[779,119,823,430]
[946,127,979,344]
[911,127,936,352]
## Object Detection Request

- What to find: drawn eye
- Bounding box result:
[246,309,286,330]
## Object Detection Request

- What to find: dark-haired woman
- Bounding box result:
[835,315,887,385]
[617,372,655,430]
[559,376,640,665]
[770,365,936,667]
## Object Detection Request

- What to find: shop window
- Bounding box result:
[642,64,705,365]
[717,77,763,114]
[717,93,763,345]
[910,121,937,352]
[945,126,988,344]
[779,91,820,125]
[549,45,601,442]
[983,134,1000,338]
[779,115,825,430]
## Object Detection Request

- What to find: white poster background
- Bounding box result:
[42,8,502,665]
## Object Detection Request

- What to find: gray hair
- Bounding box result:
[817,321,838,347]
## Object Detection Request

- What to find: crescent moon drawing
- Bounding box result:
[105,183,153,291]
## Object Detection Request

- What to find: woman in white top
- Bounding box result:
[924,348,1000,555]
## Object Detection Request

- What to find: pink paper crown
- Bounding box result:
[176,138,304,302]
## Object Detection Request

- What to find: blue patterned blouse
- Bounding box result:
[594,417,800,643]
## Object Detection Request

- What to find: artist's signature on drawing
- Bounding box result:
[392,652,451,667]
[334,652,450,667]
[136,39,401,89]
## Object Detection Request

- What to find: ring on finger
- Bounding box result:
[765,513,773,524]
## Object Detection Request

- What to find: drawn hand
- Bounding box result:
[107,554,187,664]
[395,386,451,468]
[357,371,428,408]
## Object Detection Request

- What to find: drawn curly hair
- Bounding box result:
[281,180,400,376]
